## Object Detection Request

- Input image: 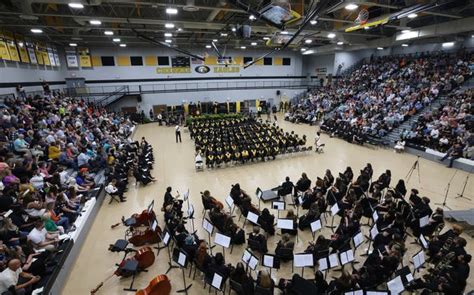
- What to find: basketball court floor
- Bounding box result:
[63,116,474,294]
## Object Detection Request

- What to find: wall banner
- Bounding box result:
[156,67,191,74]
[214,66,240,73]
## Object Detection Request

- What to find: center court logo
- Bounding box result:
[195,65,210,74]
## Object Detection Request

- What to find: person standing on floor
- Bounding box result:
[175,125,182,143]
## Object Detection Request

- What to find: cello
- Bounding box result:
[112,201,157,229]
[135,275,171,295]
[90,247,155,294]
[128,220,163,247]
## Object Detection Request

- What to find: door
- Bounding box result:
[65,78,87,96]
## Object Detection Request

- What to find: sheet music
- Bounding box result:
[178,252,186,267]
[354,291,363,295]
[151,220,157,231]
[211,273,223,289]
[419,235,428,248]
[187,204,194,217]
[406,273,414,283]
[387,275,404,295]
[370,225,379,239]
[249,255,258,270]
[318,258,328,271]
[353,232,364,247]
[263,255,274,268]
[294,254,313,267]
[419,215,429,228]
[247,212,259,224]
[256,189,263,200]
[277,219,294,229]
[163,232,170,246]
[331,203,340,216]
[373,211,379,222]
[298,196,303,205]
[329,253,339,268]
[214,233,231,248]
[203,219,214,234]
[272,201,285,210]
[310,219,322,232]
[225,195,234,208]
[183,190,189,201]
[413,251,425,269]
[32,287,44,295]
[242,249,251,264]
[340,249,354,265]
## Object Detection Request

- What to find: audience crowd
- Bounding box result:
[401,88,473,160]
[159,162,470,295]
[0,92,145,294]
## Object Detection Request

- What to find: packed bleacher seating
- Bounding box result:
[159,163,470,295]
[321,51,472,142]
[285,51,473,145]
[402,88,473,160]
[0,93,152,293]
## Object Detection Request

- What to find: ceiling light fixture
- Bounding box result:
[220,33,228,37]
[251,42,257,46]
[30,28,43,33]
[165,39,172,43]
[407,13,418,19]
[345,3,358,11]
[249,15,256,20]
[113,38,121,42]
[305,39,312,44]
[310,20,317,25]
[89,20,101,25]
[205,45,211,48]
[69,43,78,47]
[165,23,175,29]
[119,43,126,47]
[401,43,409,47]
[327,33,336,38]
[240,46,246,49]
[104,31,113,35]
[166,8,178,14]
[164,33,172,37]
[377,47,383,50]
[263,37,270,40]
[442,42,454,48]
[337,41,344,45]
[302,50,314,55]
[68,3,84,9]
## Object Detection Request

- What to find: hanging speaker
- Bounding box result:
[276,90,281,95]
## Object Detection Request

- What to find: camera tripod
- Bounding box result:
[406,156,421,184]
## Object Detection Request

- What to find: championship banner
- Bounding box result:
[15,34,29,63]
[35,45,44,65]
[214,66,239,73]
[41,46,50,66]
[6,40,20,62]
[78,47,91,67]
[47,47,56,66]
[0,39,10,60]
[53,48,60,66]
[25,39,37,64]
[156,67,191,74]
[65,46,78,68]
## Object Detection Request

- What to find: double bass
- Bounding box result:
[136,275,171,295]
[112,202,157,229]
[91,247,155,294]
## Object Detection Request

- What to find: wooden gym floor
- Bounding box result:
[62,115,474,294]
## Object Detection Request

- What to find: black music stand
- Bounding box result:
[162,230,178,274]
[174,250,192,294]
[261,254,280,276]
[203,218,216,255]
[122,260,139,292]
[214,232,232,259]
[310,219,322,241]
[456,168,472,200]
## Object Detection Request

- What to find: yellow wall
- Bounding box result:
[117,56,131,66]
[145,56,157,66]
[274,57,283,66]
[91,56,102,67]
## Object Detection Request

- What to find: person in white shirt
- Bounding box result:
[105,179,125,202]
[29,171,44,190]
[0,259,40,295]
[175,125,182,143]
[27,220,58,252]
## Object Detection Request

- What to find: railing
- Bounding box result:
[97,86,129,106]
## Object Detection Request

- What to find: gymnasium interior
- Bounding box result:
[0,0,473,294]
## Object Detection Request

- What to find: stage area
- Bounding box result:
[63,115,474,294]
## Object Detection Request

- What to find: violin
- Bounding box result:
[128,225,162,247]
[91,247,155,294]
[136,275,171,295]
